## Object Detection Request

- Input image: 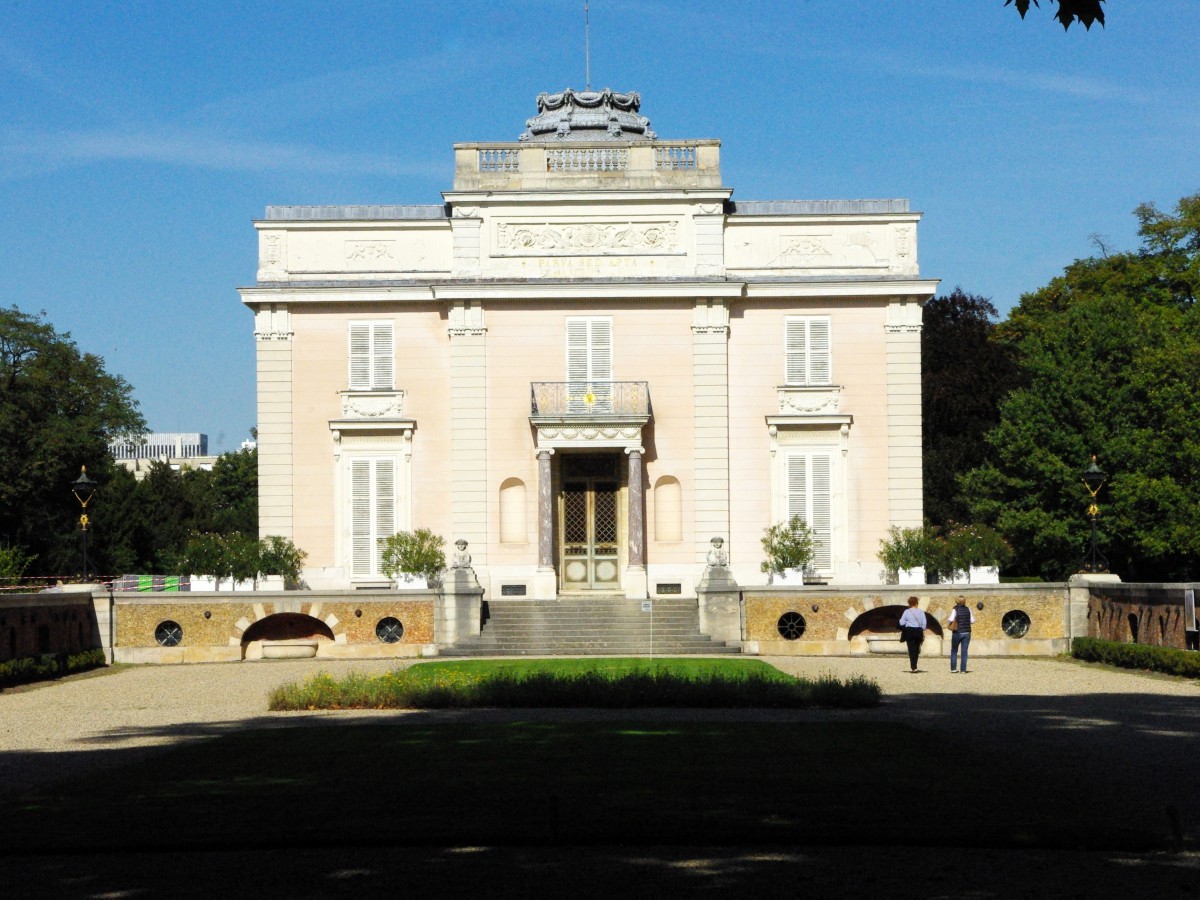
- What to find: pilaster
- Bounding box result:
[692,300,731,562]
[449,301,487,561]
[885,298,923,528]
[254,305,293,537]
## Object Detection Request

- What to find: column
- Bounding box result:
[533,449,557,599]
[626,447,645,567]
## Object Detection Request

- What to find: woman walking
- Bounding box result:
[898,595,927,673]
[946,595,976,673]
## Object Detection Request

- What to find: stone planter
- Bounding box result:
[897,566,926,586]
[261,639,319,660]
[769,568,806,586]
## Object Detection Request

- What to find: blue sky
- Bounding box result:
[2,1,1196,454]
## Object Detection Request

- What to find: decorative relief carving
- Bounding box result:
[895,226,914,258]
[258,231,287,279]
[345,241,396,262]
[495,220,678,256]
[777,386,841,415]
[539,426,642,441]
[777,229,888,269]
[885,323,923,333]
[340,391,406,418]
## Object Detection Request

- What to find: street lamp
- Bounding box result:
[71,466,98,580]
[1080,456,1108,574]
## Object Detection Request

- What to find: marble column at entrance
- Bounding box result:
[533,448,557,599]
[625,446,648,600]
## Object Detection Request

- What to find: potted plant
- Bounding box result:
[942,523,1010,584]
[380,528,446,588]
[760,516,815,585]
[877,525,935,585]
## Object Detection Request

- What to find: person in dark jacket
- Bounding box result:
[898,595,927,673]
[945,594,976,673]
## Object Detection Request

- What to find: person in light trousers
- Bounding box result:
[946,595,976,673]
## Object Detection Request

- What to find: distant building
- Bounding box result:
[109,432,216,479]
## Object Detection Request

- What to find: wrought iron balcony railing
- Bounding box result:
[530,382,651,419]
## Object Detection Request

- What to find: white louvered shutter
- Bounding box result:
[785,317,832,385]
[810,454,833,569]
[351,459,372,575]
[349,322,394,390]
[374,459,396,574]
[372,323,394,389]
[808,319,831,385]
[785,452,834,572]
[349,324,371,390]
[785,319,807,385]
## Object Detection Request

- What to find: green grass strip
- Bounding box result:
[268,657,881,711]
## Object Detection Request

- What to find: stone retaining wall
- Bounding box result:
[1086,581,1200,649]
[0,589,102,662]
[741,583,1071,657]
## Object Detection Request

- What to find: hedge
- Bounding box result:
[0,648,107,689]
[1071,637,1200,678]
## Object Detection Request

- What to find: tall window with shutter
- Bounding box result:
[784,317,832,385]
[348,321,394,390]
[785,452,833,571]
[566,317,613,410]
[350,458,396,577]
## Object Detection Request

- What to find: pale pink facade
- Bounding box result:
[240,94,937,597]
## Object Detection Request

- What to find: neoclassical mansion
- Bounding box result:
[239,90,937,598]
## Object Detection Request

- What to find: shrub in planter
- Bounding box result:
[381,528,446,587]
[760,516,815,582]
[877,525,934,583]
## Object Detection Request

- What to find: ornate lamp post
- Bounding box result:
[1080,456,1108,574]
[71,466,98,580]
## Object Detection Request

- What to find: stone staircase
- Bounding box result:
[440,594,741,657]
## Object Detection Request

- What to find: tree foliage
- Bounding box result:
[961,193,1200,581]
[1005,0,1105,31]
[0,306,144,575]
[922,288,1022,526]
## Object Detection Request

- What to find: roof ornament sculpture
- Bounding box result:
[519,88,657,142]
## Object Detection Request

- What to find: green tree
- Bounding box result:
[0,306,144,576]
[961,193,1200,580]
[922,288,1022,527]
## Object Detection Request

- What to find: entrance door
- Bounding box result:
[559,454,620,590]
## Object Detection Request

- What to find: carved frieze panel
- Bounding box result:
[777,386,841,415]
[779,228,887,269]
[345,241,397,263]
[494,220,680,256]
[257,231,287,280]
[340,390,406,419]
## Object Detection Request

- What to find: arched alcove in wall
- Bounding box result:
[653,475,682,542]
[848,606,944,639]
[500,477,527,543]
[241,613,335,644]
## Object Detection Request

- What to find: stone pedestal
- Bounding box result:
[440,569,484,643]
[697,564,741,646]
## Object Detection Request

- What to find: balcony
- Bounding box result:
[453,141,722,192]
[530,382,651,420]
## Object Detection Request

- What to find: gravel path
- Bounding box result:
[2,655,1199,898]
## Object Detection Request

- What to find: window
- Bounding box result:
[349,321,394,390]
[566,317,613,409]
[785,451,832,570]
[785,317,831,385]
[351,458,396,577]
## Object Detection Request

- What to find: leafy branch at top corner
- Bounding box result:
[1005,0,1106,31]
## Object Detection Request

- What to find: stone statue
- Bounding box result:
[706,536,729,568]
[450,538,472,570]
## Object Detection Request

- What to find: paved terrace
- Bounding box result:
[1,656,1198,898]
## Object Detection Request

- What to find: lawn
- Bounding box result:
[268,657,881,710]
